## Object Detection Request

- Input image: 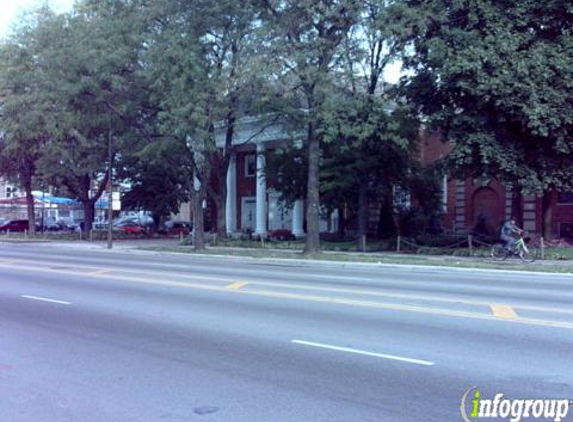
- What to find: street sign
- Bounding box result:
[112,191,121,211]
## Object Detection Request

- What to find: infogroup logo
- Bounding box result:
[460,387,571,422]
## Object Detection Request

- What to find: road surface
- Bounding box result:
[1,243,572,421]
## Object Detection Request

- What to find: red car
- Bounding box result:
[114,221,145,234]
[0,219,29,232]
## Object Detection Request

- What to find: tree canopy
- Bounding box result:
[394,0,573,194]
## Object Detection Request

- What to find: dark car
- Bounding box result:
[163,221,191,236]
[55,220,80,232]
[0,219,29,232]
[39,220,61,232]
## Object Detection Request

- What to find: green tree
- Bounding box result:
[259,0,361,253]
[393,0,573,238]
[122,139,191,231]
[143,0,272,248]
[320,95,419,243]
[0,7,58,234]
[35,1,149,231]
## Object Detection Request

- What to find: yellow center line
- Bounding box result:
[491,304,518,319]
[235,289,573,330]
[88,269,114,276]
[226,282,249,291]
[2,258,571,315]
[234,279,573,316]
[0,259,571,330]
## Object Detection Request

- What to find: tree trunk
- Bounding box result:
[377,191,397,239]
[23,179,36,235]
[357,182,368,250]
[511,185,523,227]
[193,187,206,251]
[215,179,227,238]
[541,191,554,240]
[152,213,161,234]
[305,119,321,254]
[83,200,95,232]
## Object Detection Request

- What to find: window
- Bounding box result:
[441,175,448,213]
[393,185,411,210]
[557,191,573,204]
[244,154,256,177]
[559,222,573,240]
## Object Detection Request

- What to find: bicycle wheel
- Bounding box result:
[490,244,508,261]
[519,246,537,263]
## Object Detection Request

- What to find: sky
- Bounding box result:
[0,0,74,39]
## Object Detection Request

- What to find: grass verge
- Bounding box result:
[139,245,573,274]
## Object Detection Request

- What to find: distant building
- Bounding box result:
[0,177,19,199]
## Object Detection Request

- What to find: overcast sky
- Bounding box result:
[0,0,74,39]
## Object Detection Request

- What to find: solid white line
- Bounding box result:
[21,295,72,305]
[291,340,434,366]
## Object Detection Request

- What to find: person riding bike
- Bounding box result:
[500,217,523,253]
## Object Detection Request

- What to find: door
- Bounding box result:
[268,192,292,231]
[241,198,256,231]
[472,187,502,234]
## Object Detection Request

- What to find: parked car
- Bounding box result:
[55,220,80,232]
[0,219,29,233]
[162,221,191,236]
[114,221,146,234]
[39,220,62,232]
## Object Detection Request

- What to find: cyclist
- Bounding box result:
[500,216,523,253]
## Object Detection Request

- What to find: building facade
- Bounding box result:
[195,117,336,237]
[189,119,572,241]
[421,132,573,239]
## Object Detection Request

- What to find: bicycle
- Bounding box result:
[490,234,538,263]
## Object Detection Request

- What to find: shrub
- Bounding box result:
[268,229,296,241]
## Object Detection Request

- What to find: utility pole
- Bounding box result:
[41,185,45,233]
[107,118,113,250]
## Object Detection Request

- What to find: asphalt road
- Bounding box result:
[1,243,572,422]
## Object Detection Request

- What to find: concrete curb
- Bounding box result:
[16,241,573,277]
[181,252,573,277]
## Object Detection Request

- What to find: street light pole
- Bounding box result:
[107,119,113,250]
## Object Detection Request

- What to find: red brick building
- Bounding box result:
[421,132,573,239]
[185,118,572,241]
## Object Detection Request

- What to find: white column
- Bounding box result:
[292,199,304,237]
[255,143,267,236]
[330,209,339,233]
[191,174,201,238]
[225,154,237,234]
